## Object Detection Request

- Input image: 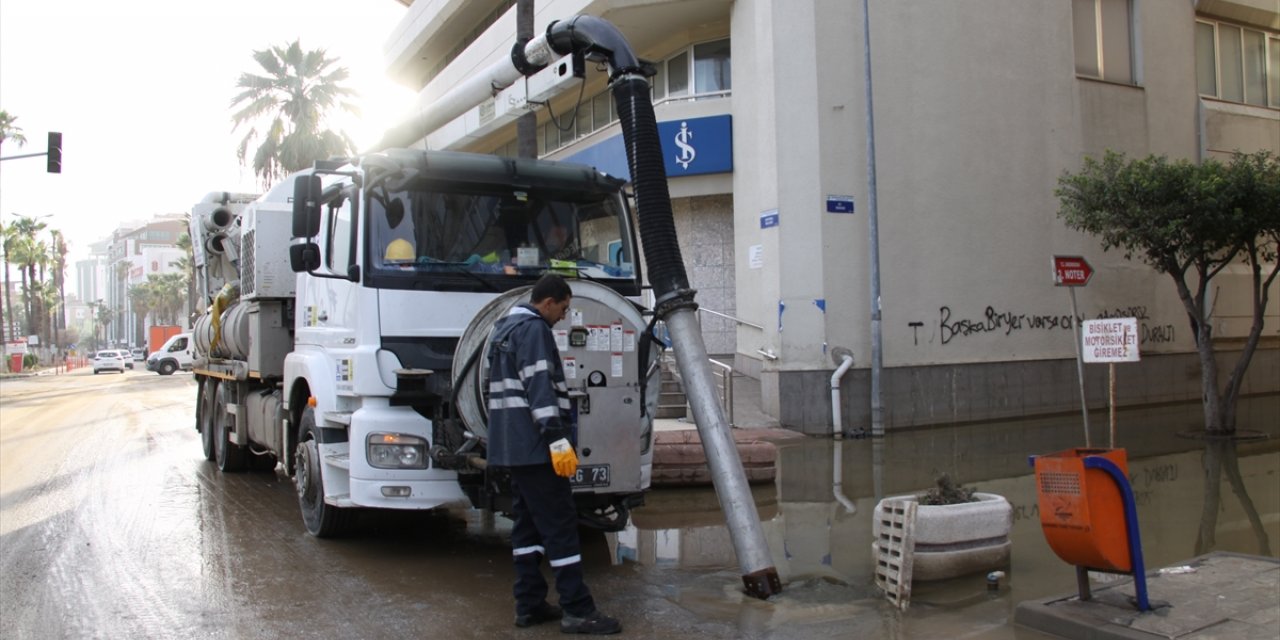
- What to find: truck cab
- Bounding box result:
[192,149,658,537]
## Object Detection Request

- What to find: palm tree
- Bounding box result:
[7,216,49,336]
[91,300,112,350]
[151,273,187,325]
[230,40,360,187]
[174,230,196,320]
[129,282,156,346]
[51,230,68,333]
[0,110,28,148]
[1,219,15,342]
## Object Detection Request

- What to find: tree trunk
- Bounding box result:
[1170,269,1224,433]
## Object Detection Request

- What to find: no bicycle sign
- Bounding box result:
[1081,318,1139,363]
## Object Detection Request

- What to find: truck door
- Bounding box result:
[295,189,362,351]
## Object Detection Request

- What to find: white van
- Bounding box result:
[147,333,193,376]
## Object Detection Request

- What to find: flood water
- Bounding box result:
[602,394,1280,638]
[1,371,1275,639]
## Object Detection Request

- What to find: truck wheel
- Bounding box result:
[295,407,354,537]
[159,360,177,376]
[214,383,248,472]
[199,379,219,461]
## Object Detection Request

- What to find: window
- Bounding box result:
[694,40,732,93]
[1072,0,1135,84]
[1196,19,1280,108]
[326,196,354,270]
[667,51,690,97]
[530,38,731,155]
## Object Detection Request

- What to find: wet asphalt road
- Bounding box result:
[2,369,1274,639]
[0,370,837,640]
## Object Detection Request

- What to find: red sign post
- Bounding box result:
[1052,255,1094,445]
[1053,256,1094,287]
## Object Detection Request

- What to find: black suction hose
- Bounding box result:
[542,17,694,315]
[612,76,693,314]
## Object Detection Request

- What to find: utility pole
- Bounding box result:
[515,0,537,159]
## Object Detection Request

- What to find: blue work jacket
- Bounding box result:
[485,304,572,467]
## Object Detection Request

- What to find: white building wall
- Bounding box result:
[388,0,1279,431]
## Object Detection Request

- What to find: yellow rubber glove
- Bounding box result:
[549,438,579,478]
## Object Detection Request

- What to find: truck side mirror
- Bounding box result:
[289,242,322,272]
[292,175,323,238]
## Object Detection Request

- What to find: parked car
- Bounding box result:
[93,350,128,375]
[146,333,193,376]
[131,348,145,362]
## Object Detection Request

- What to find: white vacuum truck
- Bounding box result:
[188,151,660,537]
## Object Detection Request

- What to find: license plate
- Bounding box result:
[570,464,610,488]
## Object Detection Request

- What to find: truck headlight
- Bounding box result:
[367,433,429,469]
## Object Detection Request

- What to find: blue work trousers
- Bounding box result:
[508,463,594,618]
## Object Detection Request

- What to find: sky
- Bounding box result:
[0,0,415,289]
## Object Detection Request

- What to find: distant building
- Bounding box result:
[100,214,189,346]
[383,0,1279,431]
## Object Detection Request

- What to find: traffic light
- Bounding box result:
[47,132,62,173]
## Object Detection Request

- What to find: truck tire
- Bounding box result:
[214,383,248,472]
[295,407,355,537]
[159,360,177,376]
[199,379,218,461]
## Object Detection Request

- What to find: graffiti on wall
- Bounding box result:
[931,305,1176,346]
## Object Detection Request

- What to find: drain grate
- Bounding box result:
[872,498,917,611]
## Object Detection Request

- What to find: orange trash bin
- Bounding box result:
[1034,448,1131,572]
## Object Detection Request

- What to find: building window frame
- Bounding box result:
[497,37,732,158]
[1196,17,1280,109]
[1072,0,1138,85]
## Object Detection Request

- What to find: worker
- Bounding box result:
[486,274,621,635]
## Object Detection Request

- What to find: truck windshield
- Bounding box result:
[367,185,637,290]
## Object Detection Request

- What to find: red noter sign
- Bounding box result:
[1053,256,1093,287]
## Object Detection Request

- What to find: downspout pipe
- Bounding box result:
[831,353,856,514]
[830,353,854,440]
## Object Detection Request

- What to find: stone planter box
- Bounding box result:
[873,492,1012,581]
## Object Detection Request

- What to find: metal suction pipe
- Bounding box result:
[610,61,780,598]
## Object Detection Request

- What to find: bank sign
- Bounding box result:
[565,114,733,181]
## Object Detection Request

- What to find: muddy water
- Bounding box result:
[1,372,1275,639]
[609,394,1280,638]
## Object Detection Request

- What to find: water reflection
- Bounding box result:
[1195,436,1274,557]
[607,396,1279,639]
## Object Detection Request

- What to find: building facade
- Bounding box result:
[383,0,1280,432]
[101,215,189,347]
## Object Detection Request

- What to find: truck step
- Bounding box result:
[323,411,352,426]
[323,452,350,470]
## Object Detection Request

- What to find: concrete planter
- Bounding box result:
[873,492,1012,581]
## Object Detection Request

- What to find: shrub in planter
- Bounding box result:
[873,475,1012,581]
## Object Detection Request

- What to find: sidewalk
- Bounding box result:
[651,374,805,486]
[1015,551,1280,639]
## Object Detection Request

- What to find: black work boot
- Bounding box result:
[515,601,564,628]
[560,610,621,635]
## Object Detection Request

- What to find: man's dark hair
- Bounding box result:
[531,273,571,303]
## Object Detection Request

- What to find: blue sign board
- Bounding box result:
[760,209,779,229]
[826,195,855,213]
[565,114,733,181]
